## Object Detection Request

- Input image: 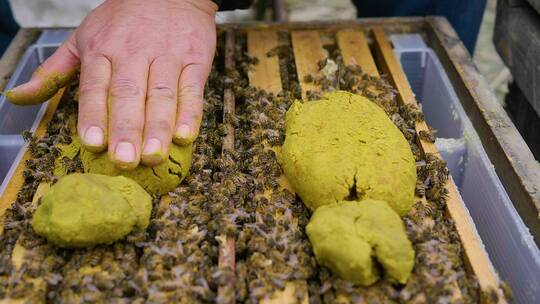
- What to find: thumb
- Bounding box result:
[5,32,80,105]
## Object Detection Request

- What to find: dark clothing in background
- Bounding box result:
[0,0,19,56]
[352,0,487,53]
[213,0,253,11]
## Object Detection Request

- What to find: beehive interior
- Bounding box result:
[0,27,504,303]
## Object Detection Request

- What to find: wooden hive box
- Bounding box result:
[2,18,535,303]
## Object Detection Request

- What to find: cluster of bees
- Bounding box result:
[0,31,488,303]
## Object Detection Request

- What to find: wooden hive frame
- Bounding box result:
[2,19,532,303]
[218,30,238,304]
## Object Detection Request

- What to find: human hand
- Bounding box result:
[6,0,218,169]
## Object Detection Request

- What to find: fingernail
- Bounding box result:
[142,138,164,166]
[115,142,136,164]
[83,126,104,147]
[176,124,191,139]
[143,138,162,156]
